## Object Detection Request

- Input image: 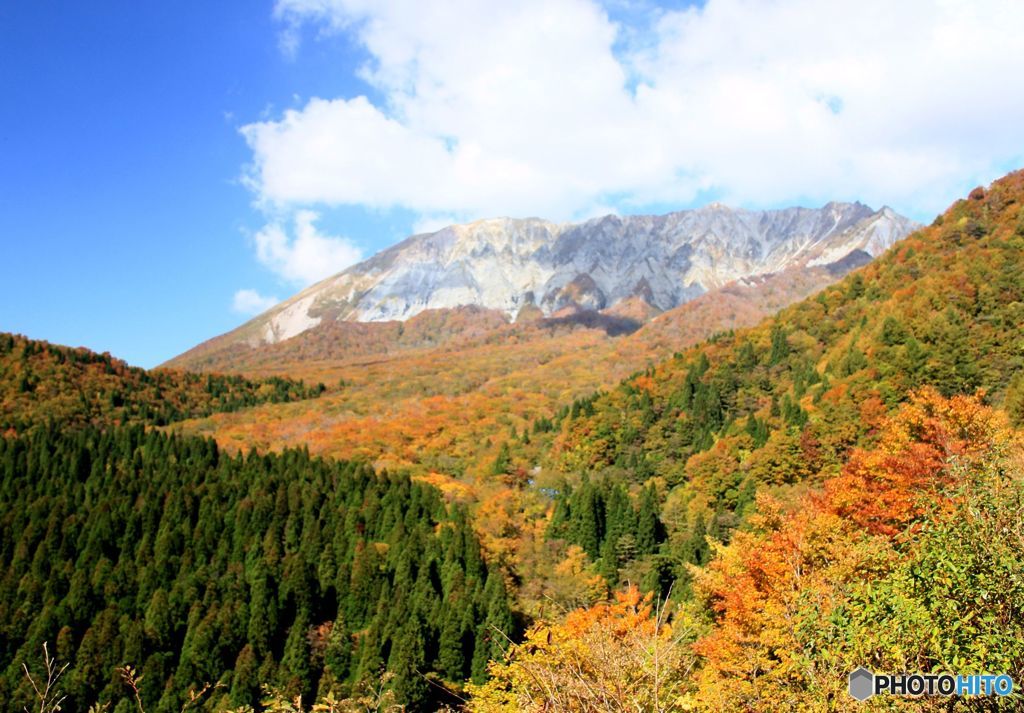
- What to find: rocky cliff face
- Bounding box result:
[196,202,919,351]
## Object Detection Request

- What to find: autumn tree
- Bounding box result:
[468,586,695,712]
[689,391,1021,710]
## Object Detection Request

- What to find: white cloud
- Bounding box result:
[412,213,461,235]
[232,288,280,315]
[246,0,1024,225]
[253,209,363,285]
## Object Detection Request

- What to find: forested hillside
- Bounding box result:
[473,389,1024,711]
[0,333,325,433]
[1,426,512,711]
[466,171,1024,709]
[544,170,1024,589]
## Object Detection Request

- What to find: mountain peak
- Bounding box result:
[177,202,919,360]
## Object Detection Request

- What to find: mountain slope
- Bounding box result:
[555,170,1024,505]
[167,202,915,370]
[165,260,870,474]
[0,425,510,710]
[456,171,1024,713]
[0,333,325,433]
[168,305,513,375]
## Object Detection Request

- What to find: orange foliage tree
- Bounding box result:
[826,388,1011,535]
[689,389,1018,710]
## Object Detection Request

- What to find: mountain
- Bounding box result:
[5,173,1022,712]
[162,200,914,475]
[525,170,1024,712]
[546,170,1024,579]
[161,260,889,475]
[168,202,915,370]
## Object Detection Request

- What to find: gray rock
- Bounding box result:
[247,202,918,344]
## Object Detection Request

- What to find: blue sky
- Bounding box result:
[0,1,383,366]
[2,1,1022,367]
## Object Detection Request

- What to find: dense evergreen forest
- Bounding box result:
[0,426,512,710]
[0,333,326,433]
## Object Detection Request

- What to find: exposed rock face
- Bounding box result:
[206,202,919,349]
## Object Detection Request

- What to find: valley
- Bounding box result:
[5,174,1024,711]
[7,3,1024,710]
[164,204,907,478]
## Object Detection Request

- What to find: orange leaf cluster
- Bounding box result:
[690,389,1017,709]
[826,387,1011,535]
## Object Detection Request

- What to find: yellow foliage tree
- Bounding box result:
[467,586,695,712]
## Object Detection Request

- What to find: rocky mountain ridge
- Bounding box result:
[173,202,917,363]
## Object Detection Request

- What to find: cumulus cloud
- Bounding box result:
[232,288,279,315]
[246,0,1024,225]
[253,209,363,285]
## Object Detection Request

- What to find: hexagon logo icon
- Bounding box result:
[849,667,874,701]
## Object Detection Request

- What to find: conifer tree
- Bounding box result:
[388,623,430,707]
[230,644,260,706]
[438,603,469,681]
[635,485,661,555]
[685,514,709,566]
[769,326,790,365]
